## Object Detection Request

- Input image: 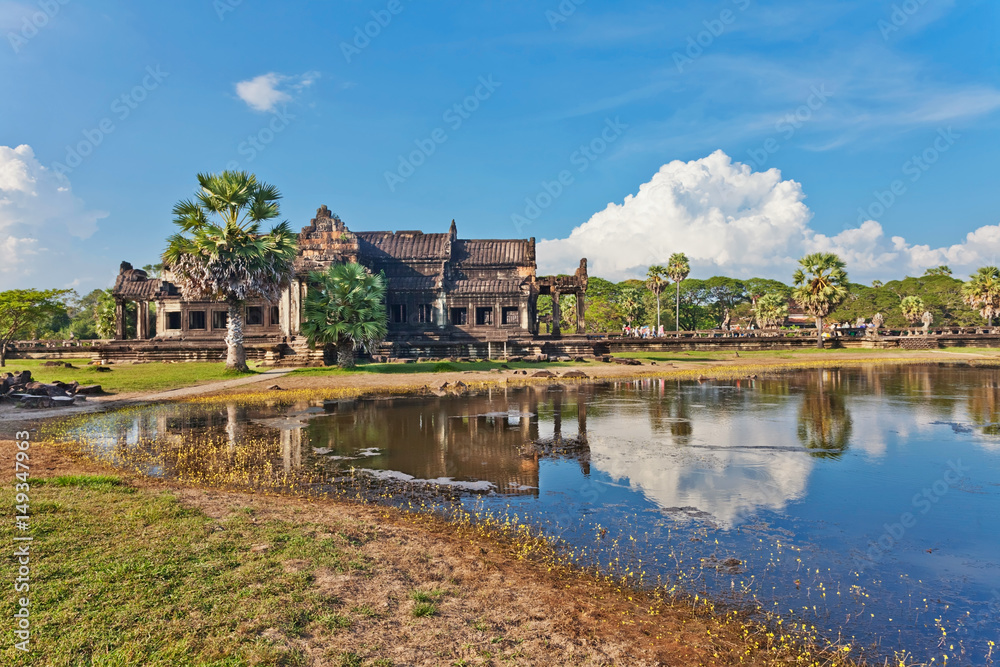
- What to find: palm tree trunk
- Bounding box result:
[225,302,249,372]
[0,341,6,368]
[816,315,825,349]
[675,282,680,336]
[656,294,661,333]
[337,335,355,368]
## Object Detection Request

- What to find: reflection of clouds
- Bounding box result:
[587,409,814,528]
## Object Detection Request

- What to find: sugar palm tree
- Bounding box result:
[792,252,849,349]
[666,253,690,334]
[301,262,388,368]
[163,171,298,372]
[754,292,789,329]
[962,266,1000,326]
[900,296,925,325]
[645,265,668,333]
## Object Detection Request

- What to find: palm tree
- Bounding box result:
[900,296,925,325]
[754,293,789,329]
[301,262,388,368]
[619,286,645,328]
[871,280,883,289]
[645,265,668,333]
[792,252,849,349]
[163,171,298,372]
[666,253,690,334]
[962,266,1000,326]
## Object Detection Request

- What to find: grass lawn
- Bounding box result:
[1,359,261,394]
[1,475,368,666]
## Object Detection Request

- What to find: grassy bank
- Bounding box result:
[0,466,870,667]
[0,359,260,394]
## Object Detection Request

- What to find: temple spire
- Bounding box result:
[449,219,457,240]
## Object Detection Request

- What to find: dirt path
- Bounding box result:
[0,367,300,424]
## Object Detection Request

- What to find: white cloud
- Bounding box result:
[235,71,319,112]
[0,144,107,283]
[538,150,1000,282]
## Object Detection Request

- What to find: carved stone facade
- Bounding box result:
[111,206,587,344]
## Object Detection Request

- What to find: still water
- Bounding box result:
[64,364,1000,664]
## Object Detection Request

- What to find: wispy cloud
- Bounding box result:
[235,71,319,112]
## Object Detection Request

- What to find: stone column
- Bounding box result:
[114,299,126,340]
[551,291,561,337]
[137,301,149,340]
[576,291,586,334]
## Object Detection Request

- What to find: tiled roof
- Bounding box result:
[356,232,450,262]
[385,275,441,292]
[454,240,532,266]
[449,280,527,295]
[112,271,175,300]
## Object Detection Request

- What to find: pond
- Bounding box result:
[61,364,1000,665]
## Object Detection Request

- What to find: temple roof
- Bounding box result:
[356,231,451,262]
[449,279,527,295]
[453,239,533,266]
[112,262,176,300]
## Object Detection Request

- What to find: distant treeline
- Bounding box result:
[538,270,983,333]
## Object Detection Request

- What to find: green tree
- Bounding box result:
[666,253,690,333]
[0,289,70,366]
[645,265,668,332]
[163,171,298,371]
[900,295,925,325]
[619,286,646,328]
[755,293,789,329]
[871,280,883,289]
[923,265,952,277]
[301,262,388,368]
[744,277,791,304]
[962,266,1000,326]
[792,252,849,349]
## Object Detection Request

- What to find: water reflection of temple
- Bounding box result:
[303,386,593,496]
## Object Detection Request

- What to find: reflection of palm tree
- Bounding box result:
[966,375,1000,434]
[797,373,853,458]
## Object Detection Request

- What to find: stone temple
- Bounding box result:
[110,206,588,361]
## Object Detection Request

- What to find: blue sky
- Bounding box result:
[1,0,998,292]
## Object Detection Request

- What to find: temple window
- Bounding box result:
[391,304,407,323]
[417,304,433,323]
[165,312,182,330]
[212,311,228,329]
[246,306,264,326]
[502,307,519,325]
[188,311,206,330]
[476,307,494,326]
[450,308,468,325]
